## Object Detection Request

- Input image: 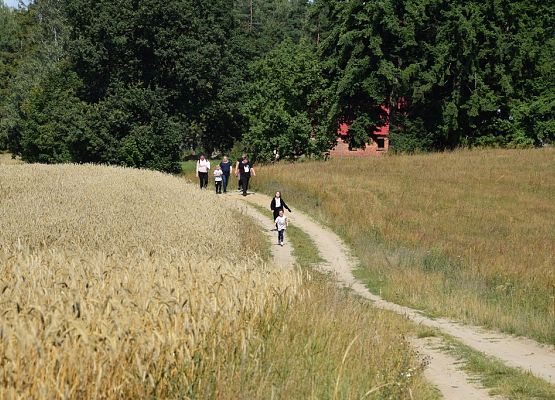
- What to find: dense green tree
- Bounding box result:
[241,39,331,161]
[0,0,69,153]
[315,0,554,151]
[19,62,88,163]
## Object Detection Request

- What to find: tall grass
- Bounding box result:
[254,148,555,344]
[0,164,432,399]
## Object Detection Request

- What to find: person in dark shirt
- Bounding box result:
[219,156,232,193]
[235,154,246,192]
[270,191,292,221]
[238,156,255,196]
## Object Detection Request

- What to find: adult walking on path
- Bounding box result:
[235,154,246,192]
[270,191,292,221]
[238,156,255,196]
[219,156,233,193]
[196,154,210,189]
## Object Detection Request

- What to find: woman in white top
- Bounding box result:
[196,154,211,189]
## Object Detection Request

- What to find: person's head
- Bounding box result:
[242,153,247,160]
[278,210,284,217]
[242,157,248,163]
[275,191,281,198]
[223,156,228,162]
[215,165,221,170]
[199,154,205,160]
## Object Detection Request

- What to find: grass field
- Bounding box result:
[0,163,434,399]
[253,148,555,344]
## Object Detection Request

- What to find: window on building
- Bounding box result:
[376,137,385,150]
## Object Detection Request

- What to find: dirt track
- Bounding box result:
[230,191,555,398]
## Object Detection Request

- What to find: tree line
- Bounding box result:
[0,0,553,171]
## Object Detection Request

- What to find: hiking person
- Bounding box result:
[235,153,247,192]
[270,191,292,222]
[196,154,210,189]
[213,165,223,194]
[275,209,288,246]
[238,156,255,196]
[219,156,232,193]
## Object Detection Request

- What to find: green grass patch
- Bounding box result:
[439,335,555,399]
[249,203,323,268]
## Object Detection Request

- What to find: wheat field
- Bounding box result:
[0,163,433,399]
[0,164,301,398]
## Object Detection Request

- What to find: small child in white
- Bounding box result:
[213,165,223,194]
[275,210,288,246]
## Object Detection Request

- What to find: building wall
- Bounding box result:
[329,136,389,157]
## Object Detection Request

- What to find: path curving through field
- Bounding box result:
[232,191,555,398]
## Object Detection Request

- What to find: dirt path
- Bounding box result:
[234,191,555,397]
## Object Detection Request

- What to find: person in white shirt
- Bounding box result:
[213,165,223,194]
[196,154,210,189]
[275,210,288,246]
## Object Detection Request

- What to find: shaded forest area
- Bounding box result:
[0,0,553,171]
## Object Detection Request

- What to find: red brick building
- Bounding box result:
[329,105,390,157]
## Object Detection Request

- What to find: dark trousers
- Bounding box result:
[222,173,230,192]
[240,175,250,196]
[238,174,243,191]
[215,181,222,193]
[198,172,208,189]
[278,229,284,243]
[273,208,283,221]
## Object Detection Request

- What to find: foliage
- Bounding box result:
[241,39,331,161]
[1,0,553,167]
[313,0,555,151]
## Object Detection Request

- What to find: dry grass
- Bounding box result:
[0,163,433,399]
[254,148,555,344]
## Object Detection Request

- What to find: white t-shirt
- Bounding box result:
[275,215,287,231]
[213,169,223,181]
[197,159,210,173]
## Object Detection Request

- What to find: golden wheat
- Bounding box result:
[0,164,300,399]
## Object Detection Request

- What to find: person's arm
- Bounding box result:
[207,161,211,170]
[270,198,275,210]
[196,160,199,177]
[282,200,291,212]
[251,166,256,176]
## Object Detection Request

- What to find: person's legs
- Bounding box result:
[278,230,284,245]
[201,173,208,189]
[222,174,229,193]
[238,174,243,191]
[198,174,203,189]
[242,176,250,196]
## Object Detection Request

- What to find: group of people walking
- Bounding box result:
[196,155,292,246]
[196,153,255,196]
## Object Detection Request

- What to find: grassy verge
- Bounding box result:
[252,148,555,345]
[433,331,555,399]
[243,200,438,399]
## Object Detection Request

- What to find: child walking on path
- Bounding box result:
[213,165,223,194]
[275,210,288,246]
